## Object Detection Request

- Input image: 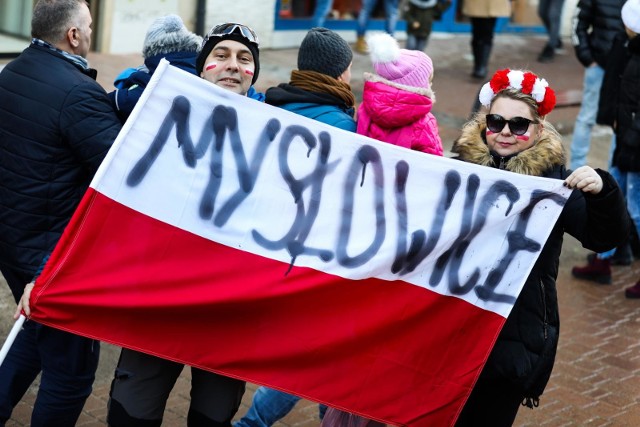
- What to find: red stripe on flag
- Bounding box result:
[31,189,504,426]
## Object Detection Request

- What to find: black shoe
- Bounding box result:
[471,66,487,79]
[555,39,563,49]
[538,44,555,63]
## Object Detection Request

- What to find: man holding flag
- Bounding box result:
[106,22,261,427]
[0,0,122,425]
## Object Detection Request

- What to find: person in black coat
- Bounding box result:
[451,68,629,426]
[0,0,122,425]
[593,0,640,298]
[569,0,626,170]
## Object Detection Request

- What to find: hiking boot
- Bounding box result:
[571,257,612,284]
[625,281,640,298]
[538,44,555,63]
[355,36,367,54]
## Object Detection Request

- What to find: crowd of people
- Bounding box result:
[0,0,639,426]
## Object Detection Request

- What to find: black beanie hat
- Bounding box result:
[196,26,260,85]
[298,27,353,79]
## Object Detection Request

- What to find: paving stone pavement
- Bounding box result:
[1,33,640,426]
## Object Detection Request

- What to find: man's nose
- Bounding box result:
[225,56,239,70]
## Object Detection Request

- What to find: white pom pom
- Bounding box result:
[507,70,524,90]
[366,33,400,64]
[478,83,495,107]
[531,78,548,102]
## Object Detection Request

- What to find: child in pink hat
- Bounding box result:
[356,32,443,156]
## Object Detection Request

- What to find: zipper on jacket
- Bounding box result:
[498,156,507,170]
[539,279,548,339]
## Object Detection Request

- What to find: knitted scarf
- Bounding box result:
[289,69,355,108]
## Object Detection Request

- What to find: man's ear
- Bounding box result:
[67,27,79,48]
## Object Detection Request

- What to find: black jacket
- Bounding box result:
[612,36,640,171]
[452,116,629,401]
[572,0,626,68]
[0,44,122,280]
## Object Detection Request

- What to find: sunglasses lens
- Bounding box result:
[486,115,506,133]
[508,118,532,135]
[485,115,533,136]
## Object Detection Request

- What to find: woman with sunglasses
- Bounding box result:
[450,69,629,426]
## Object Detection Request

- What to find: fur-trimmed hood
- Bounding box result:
[451,114,566,176]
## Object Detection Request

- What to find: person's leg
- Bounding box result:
[570,65,605,169]
[312,0,334,28]
[318,403,327,420]
[547,0,566,49]
[416,36,428,51]
[623,171,640,298]
[234,387,301,427]
[470,17,496,78]
[406,34,418,50]
[0,319,42,424]
[31,325,100,427]
[108,349,183,426]
[537,0,556,61]
[454,377,522,427]
[537,0,551,30]
[383,0,399,36]
[357,0,377,37]
[188,368,245,427]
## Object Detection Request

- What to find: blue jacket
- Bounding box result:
[264,84,356,132]
[109,51,198,122]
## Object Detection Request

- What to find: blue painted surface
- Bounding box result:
[273,0,545,34]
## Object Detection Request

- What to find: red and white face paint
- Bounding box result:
[485,97,539,158]
[200,40,255,96]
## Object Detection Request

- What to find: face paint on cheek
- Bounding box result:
[516,133,531,141]
[486,130,496,136]
[205,63,217,71]
[244,69,254,76]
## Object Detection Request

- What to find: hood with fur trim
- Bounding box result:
[451,114,565,176]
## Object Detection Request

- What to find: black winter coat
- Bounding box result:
[452,116,629,402]
[572,0,626,68]
[0,44,122,280]
[612,36,640,171]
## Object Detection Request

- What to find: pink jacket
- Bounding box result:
[357,73,443,156]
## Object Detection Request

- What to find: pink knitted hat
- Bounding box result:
[367,33,433,90]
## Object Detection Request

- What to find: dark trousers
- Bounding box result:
[0,265,100,427]
[454,376,523,427]
[470,17,497,46]
[108,349,246,427]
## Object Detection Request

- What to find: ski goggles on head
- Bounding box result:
[485,114,538,136]
[203,23,259,47]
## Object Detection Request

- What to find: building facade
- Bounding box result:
[0,0,580,56]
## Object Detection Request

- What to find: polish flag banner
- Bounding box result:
[29,60,571,426]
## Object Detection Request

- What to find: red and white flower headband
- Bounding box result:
[478,69,557,116]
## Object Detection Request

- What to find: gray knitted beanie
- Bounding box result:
[142,14,202,59]
[297,27,353,79]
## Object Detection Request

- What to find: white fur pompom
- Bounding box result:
[366,33,400,64]
[531,78,548,103]
[507,70,524,90]
[478,82,495,107]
